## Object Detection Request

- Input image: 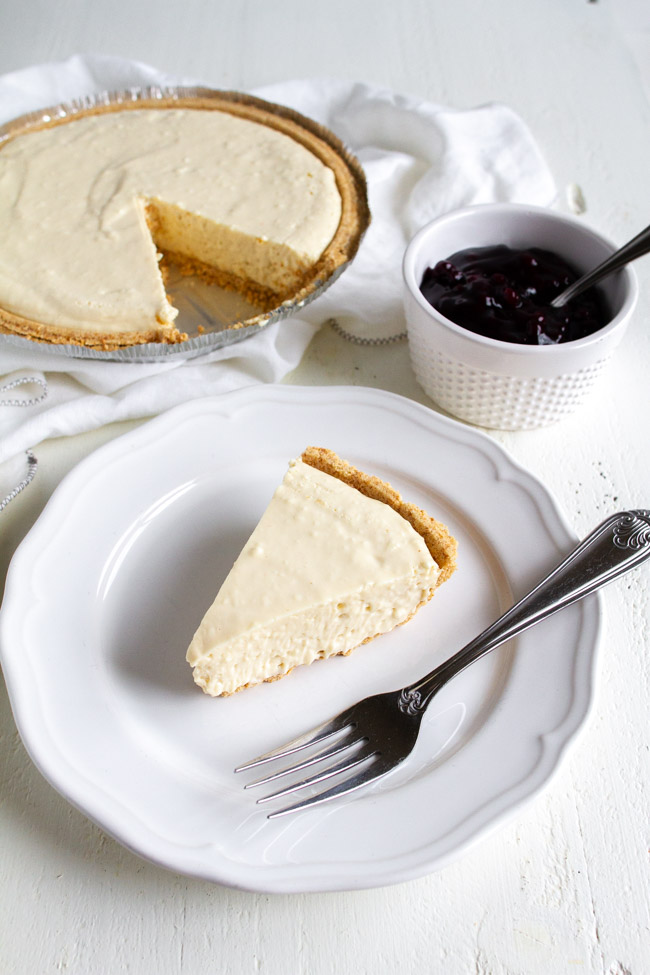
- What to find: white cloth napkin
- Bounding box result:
[0,54,556,481]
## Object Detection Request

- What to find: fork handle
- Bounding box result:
[403,509,650,711]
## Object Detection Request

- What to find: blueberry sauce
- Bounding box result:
[419,245,609,345]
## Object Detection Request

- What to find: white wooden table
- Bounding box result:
[1,2,649,972]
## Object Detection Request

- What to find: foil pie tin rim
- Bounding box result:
[0,85,369,364]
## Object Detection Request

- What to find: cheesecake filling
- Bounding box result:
[190,576,435,697]
[148,198,313,306]
[0,107,342,333]
[186,459,440,696]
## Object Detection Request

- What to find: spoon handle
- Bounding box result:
[552,221,650,308]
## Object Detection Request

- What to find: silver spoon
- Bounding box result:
[551,221,650,308]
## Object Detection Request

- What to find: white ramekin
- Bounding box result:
[402,204,638,430]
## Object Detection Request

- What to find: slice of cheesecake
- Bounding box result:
[186,447,457,697]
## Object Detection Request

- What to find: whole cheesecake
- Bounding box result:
[0,92,369,349]
[187,447,457,697]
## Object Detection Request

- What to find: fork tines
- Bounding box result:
[234,708,380,818]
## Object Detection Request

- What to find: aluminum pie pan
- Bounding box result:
[0,86,370,363]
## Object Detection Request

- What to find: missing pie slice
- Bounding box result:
[186,447,457,696]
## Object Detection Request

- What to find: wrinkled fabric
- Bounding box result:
[0,55,555,468]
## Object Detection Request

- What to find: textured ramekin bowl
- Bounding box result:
[402,204,638,430]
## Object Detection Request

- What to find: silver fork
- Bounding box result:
[235,509,650,818]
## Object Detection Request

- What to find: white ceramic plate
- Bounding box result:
[0,386,600,892]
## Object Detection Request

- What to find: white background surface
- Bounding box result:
[1,1,649,973]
